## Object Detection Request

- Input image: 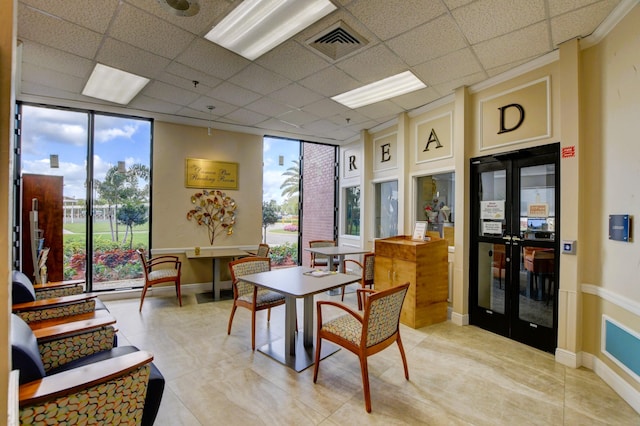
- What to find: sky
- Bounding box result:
[20,105,298,205]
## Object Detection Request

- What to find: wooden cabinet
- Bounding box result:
[21,174,64,282]
[374,236,448,328]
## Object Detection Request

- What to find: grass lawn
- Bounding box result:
[64,221,149,234]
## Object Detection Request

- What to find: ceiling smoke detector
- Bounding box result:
[307,21,368,61]
[157,0,200,17]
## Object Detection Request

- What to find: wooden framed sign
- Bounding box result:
[185,158,238,190]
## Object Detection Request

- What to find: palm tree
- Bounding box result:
[280,159,300,200]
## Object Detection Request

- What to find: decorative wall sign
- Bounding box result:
[343,148,360,179]
[479,76,550,150]
[609,214,632,242]
[185,158,238,189]
[415,112,453,164]
[373,132,397,172]
[187,190,237,245]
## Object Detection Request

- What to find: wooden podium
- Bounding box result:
[374,236,448,328]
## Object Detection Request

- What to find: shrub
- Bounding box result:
[270,242,298,265]
[283,224,298,232]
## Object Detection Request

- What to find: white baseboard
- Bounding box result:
[583,352,640,415]
[450,311,469,326]
[555,348,581,368]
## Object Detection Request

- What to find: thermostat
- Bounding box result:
[562,240,576,255]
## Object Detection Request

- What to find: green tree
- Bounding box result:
[117,201,148,248]
[280,159,300,200]
[95,163,149,242]
[262,200,279,243]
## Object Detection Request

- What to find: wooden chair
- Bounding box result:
[227,256,286,350]
[343,253,375,310]
[309,239,340,269]
[313,283,410,412]
[136,249,182,312]
[256,243,270,257]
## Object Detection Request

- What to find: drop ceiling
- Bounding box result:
[16,0,625,145]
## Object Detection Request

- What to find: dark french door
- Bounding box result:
[470,144,560,353]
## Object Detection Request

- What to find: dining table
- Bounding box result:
[185,248,250,300]
[239,265,361,372]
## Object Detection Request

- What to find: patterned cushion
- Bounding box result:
[148,268,178,281]
[39,326,116,371]
[366,289,407,347]
[238,289,285,307]
[20,364,150,425]
[364,256,375,281]
[17,300,96,324]
[36,286,83,300]
[321,314,362,346]
[231,259,270,298]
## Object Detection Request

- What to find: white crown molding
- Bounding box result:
[581,0,640,50]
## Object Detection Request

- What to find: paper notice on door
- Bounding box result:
[482,221,503,235]
[480,200,505,220]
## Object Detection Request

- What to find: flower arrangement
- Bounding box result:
[186,190,237,245]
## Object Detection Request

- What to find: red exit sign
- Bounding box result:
[562,146,576,158]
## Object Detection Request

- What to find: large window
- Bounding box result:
[375,180,398,238]
[17,104,151,291]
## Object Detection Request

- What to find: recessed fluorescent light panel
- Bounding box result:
[205,0,337,60]
[332,71,427,109]
[82,64,150,105]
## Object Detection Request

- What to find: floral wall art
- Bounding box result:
[186,190,237,245]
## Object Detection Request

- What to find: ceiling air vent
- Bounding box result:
[307,21,368,61]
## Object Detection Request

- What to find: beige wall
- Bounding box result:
[1,0,16,420]
[151,121,264,283]
[579,4,640,393]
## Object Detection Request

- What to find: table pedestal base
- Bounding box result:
[257,332,340,372]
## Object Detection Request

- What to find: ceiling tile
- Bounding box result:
[245,98,293,118]
[21,41,94,79]
[277,109,319,127]
[125,0,234,35]
[176,38,250,80]
[355,100,405,120]
[299,66,360,97]
[547,0,610,17]
[143,81,200,105]
[229,64,293,96]
[551,0,620,46]
[257,41,332,81]
[108,3,196,59]
[391,87,441,110]
[18,4,103,59]
[432,71,486,96]
[268,84,324,109]
[442,0,476,10]
[21,62,86,93]
[156,72,216,95]
[302,97,352,118]
[96,38,171,79]
[20,0,119,32]
[413,48,484,86]
[164,62,223,89]
[208,82,262,107]
[473,22,550,69]
[336,44,407,83]
[128,95,183,115]
[347,0,448,40]
[223,108,269,126]
[187,97,237,117]
[452,0,546,44]
[386,14,468,66]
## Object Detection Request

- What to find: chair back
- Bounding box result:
[362,253,375,286]
[12,270,36,304]
[10,314,46,385]
[309,240,336,249]
[136,249,150,279]
[228,257,271,297]
[256,243,270,257]
[362,283,409,348]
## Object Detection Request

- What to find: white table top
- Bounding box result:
[239,266,360,298]
[304,246,370,256]
[185,248,250,259]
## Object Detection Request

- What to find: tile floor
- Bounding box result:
[103,286,640,425]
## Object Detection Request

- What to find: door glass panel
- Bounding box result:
[520,164,555,241]
[519,246,554,328]
[479,170,506,237]
[477,242,505,314]
[375,180,398,238]
[92,114,151,290]
[344,186,360,236]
